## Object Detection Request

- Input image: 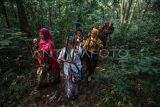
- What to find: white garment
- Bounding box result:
[58,47,82,76]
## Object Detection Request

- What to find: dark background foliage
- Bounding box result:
[0,0,160,106]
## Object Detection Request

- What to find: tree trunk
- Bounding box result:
[16,0,30,36]
[0,0,10,28]
[127,0,138,29]
[125,0,133,22]
[123,1,128,24]
[142,0,151,19]
[120,0,124,25]
[39,0,44,27]
[10,1,17,20]
[121,0,134,30]
[48,6,52,28]
[120,0,128,28]
[120,0,137,30]
[137,0,141,16]
[27,4,37,29]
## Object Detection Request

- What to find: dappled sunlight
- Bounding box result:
[96,66,106,72]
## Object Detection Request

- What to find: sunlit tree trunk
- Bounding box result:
[120,0,124,26]
[124,0,133,23]
[120,0,138,30]
[123,1,128,24]
[137,0,141,16]
[0,0,10,28]
[127,0,138,27]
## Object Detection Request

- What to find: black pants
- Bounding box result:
[87,60,97,77]
[82,51,98,78]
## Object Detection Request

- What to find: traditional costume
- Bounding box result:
[34,28,60,88]
[58,36,82,99]
[83,28,103,81]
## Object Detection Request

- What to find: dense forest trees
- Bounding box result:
[0,0,160,107]
[0,0,158,33]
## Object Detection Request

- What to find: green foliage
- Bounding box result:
[95,64,135,106]
[96,54,160,106]
[0,0,160,106]
[0,30,34,106]
[0,69,33,105]
[95,1,160,106]
[119,55,160,74]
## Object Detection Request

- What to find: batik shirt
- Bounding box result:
[83,37,103,52]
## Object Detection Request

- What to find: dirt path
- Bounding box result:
[18,66,107,107]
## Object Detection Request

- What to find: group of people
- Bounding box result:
[32,22,114,100]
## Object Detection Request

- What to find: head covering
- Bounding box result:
[75,21,81,30]
[39,27,56,51]
[39,28,52,40]
[76,28,82,33]
[66,36,76,42]
[92,28,99,38]
[105,22,112,27]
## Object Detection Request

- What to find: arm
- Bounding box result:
[97,39,104,48]
[32,38,40,57]
[83,39,89,49]
[57,48,65,64]
[48,41,58,60]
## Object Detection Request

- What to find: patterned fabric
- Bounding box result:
[64,76,79,99]
[36,64,55,87]
[83,33,103,80]
[70,65,81,83]
[83,37,103,53]
[58,47,82,98]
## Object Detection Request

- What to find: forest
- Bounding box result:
[0,0,160,107]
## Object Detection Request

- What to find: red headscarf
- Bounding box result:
[39,28,53,40]
[39,28,56,50]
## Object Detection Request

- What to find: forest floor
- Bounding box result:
[18,63,107,107]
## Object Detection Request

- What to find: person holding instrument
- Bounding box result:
[83,28,103,81]
[33,28,60,89]
[57,36,82,100]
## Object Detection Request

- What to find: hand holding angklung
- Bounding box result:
[57,59,62,64]
[33,38,39,48]
[70,60,75,64]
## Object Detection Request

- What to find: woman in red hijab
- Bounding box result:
[33,28,60,89]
